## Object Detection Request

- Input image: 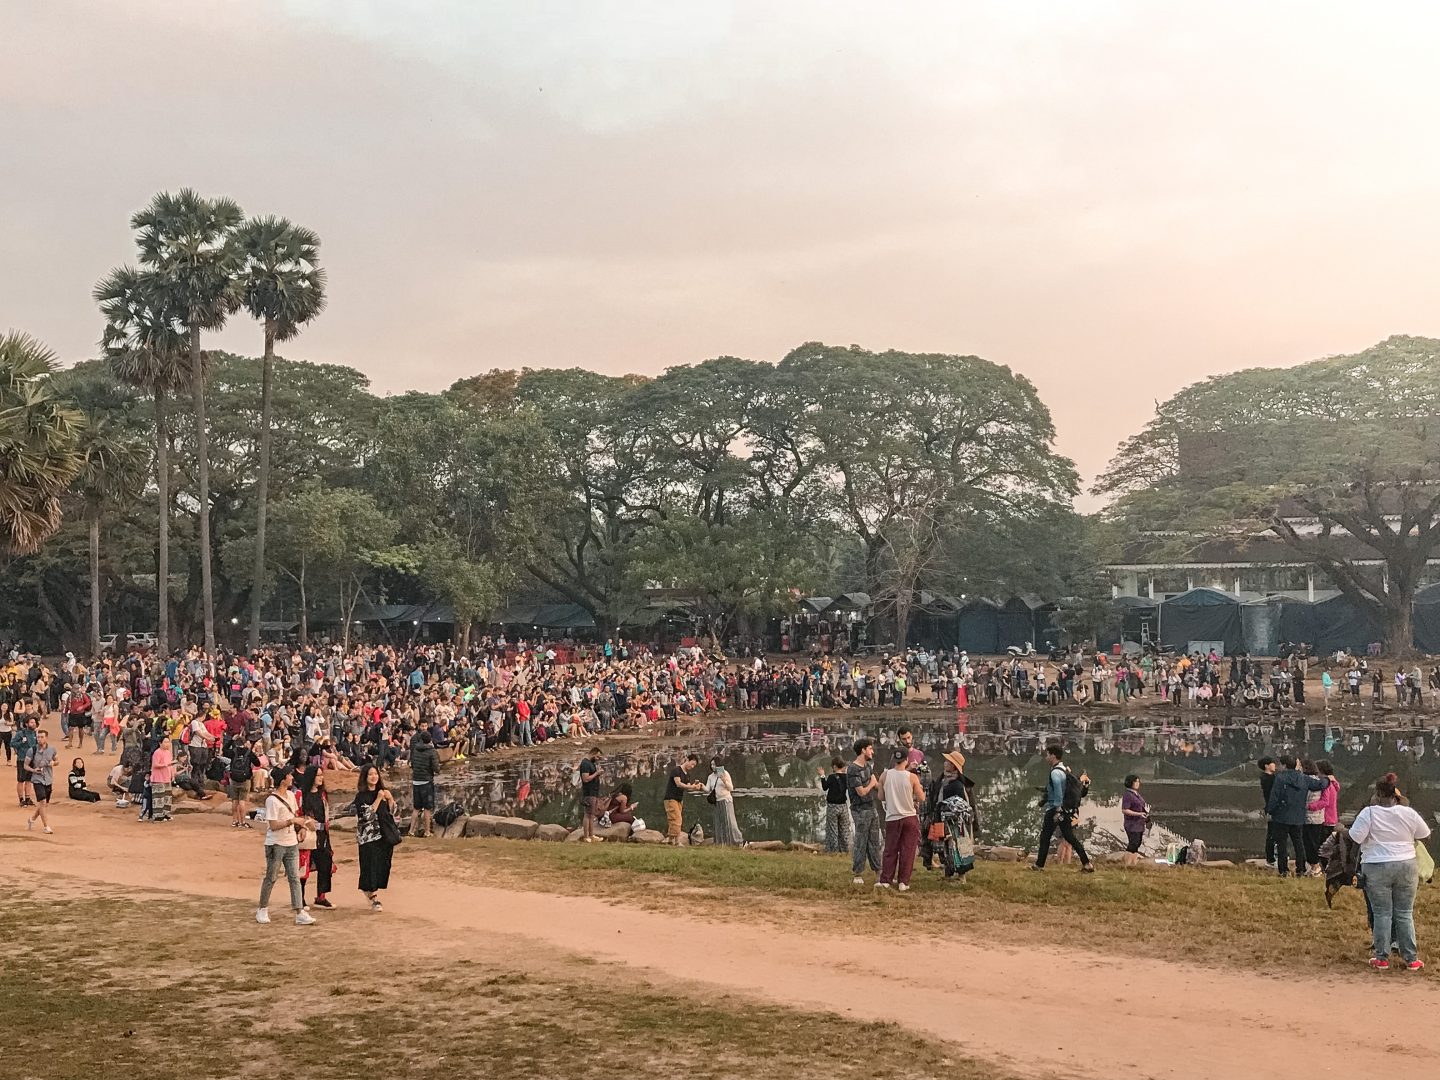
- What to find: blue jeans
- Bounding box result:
[516,720,533,747]
[259,843,304,912]
[94,728,117,754]
[1364,858,1419,963]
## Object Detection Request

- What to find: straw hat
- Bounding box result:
[942,750,967,773]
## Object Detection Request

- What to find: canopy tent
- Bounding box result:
[1412,584,1440,653]
[1158,587,1244,653]
[1310,594,1382,654]
[997,595,1057,650]
[1111,594,1159,649]
[955,598,1001,654]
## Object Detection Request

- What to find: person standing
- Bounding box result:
[705,756,744,846]
[1264,754,1329,877]
[578,746,602,842]
[662,753,703,844]
[408,729,441,838]
[227,738,260,829]
[877,750,924,891]
[1349,773,1430,971]
[298,766,334,909]
[1304,760,1340,875]
[149,735,176,823]
[1121,775,1149,866]
[1258,757,1278,866]
[847,738,882,884]
[256,766,315,926]
[13,715,37,807]
[353,764,397,910]
[817,757,852,854]
[1030,744,1094,872]
[24,728,57,834]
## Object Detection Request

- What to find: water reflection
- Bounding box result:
[429,712,1440,859]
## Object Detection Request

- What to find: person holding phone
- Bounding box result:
[256,766,316,926]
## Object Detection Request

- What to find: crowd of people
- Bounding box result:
[3,637,1433,964]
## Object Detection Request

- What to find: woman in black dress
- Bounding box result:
[353,764,397,911]
[299,765,335,908]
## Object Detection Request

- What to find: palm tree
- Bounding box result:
[0,331,84,555]
[233,216,327,652]
[94,267,191,655]
[74,414,149,655]
[130,189,244,653]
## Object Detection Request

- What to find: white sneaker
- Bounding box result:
[255,908,270,924]
[896,883,910,893]
[875,881,890,889]
[852,876,864,885]
[42,826,53,834]
[294,910,316,926]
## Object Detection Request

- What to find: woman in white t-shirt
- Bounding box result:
[256,766,316,926]
[1349,773,1431,971]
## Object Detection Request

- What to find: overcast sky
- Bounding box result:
[6,1,1440,503]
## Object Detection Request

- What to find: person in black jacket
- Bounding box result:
[1258,757,1277,865]
[1265,754,1329,877]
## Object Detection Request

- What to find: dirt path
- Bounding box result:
[9,800,1438,1080]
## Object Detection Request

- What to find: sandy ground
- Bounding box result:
[9,798,1440,1080]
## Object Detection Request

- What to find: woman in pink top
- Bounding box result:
[1303,759,1339,876]
[149,741,176,823]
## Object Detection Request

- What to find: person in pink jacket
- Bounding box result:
[1304,760,1339,875]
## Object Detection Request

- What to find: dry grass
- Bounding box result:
[438,840,1439,975]
[0,882,1030,1080]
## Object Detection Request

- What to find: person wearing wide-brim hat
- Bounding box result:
[935,750,979,881]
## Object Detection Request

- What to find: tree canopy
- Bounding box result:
[1096,335,1440,653]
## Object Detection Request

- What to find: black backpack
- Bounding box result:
[229,749,253,782]
[434,801,465,829]
[1059,766,1088,813]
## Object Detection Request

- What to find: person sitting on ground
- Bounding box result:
[107,761,131,806]
[68,756,101,802]
[605,783,639,826]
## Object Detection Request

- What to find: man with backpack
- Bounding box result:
[1030,744,1095,873]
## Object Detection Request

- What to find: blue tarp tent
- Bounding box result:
[1159,587,1244,653]
[956,599,1000,654]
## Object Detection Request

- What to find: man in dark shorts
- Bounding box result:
[13,715,38,807]
[409,729,441,837]
[26,728,57,834]
[578,747,603,842]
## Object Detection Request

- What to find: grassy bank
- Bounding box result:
[444,840,1439,974]
[0,882,1025,1080]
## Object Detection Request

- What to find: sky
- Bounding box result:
[6,1,1440,506]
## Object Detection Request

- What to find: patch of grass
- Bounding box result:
[446,840,1437,974]
[0,881,1034,1080]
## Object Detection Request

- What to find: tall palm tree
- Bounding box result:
[94,267,191,655]
[130,189,244,653]
[233,216,327,652]
[74,414,150,655]
[0,331,84,555]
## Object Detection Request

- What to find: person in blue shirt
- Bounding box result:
[1031,744,1094,872]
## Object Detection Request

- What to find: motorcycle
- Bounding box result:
[1006,641,1035,658]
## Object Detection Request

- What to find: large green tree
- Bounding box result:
[1096,335,1440,654]
[234,216,326,651]
[0,331,83,555]
[778,343,1078,645]
[131,189,244,652]
[94,267,191,653]
[73,414,149,654]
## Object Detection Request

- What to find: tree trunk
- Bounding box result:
[1383,597,1416,659]
[297,563,308,647]
[190,323,216,653]
[88,504,101,657]
[155,388,170,655]
[248,320,275,653]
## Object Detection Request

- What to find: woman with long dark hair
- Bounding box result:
[298,766,335,909]
[352,763,398,911]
